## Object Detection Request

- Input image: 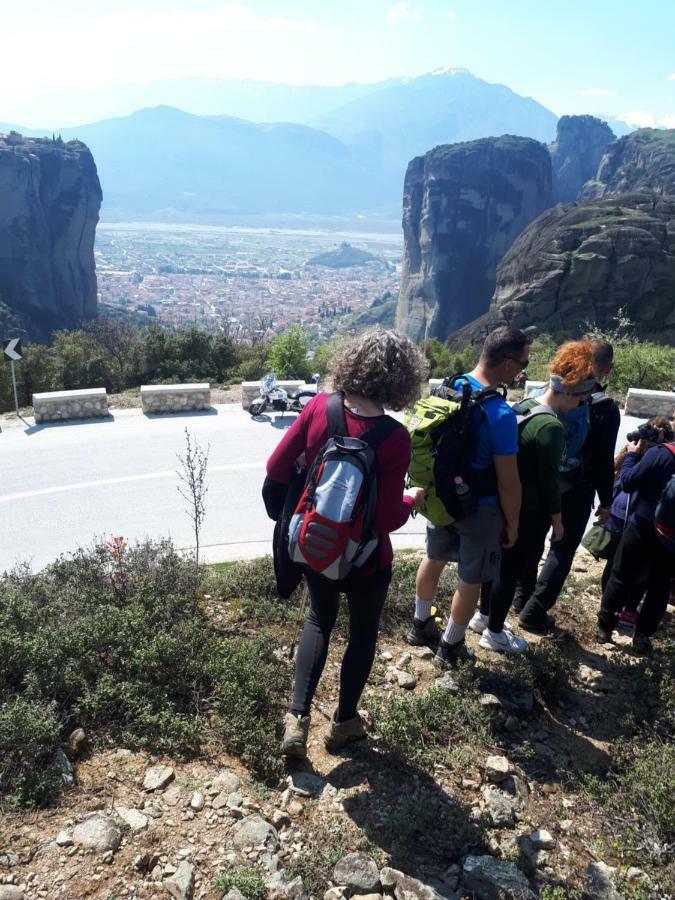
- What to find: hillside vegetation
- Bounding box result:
[0,539,673,898]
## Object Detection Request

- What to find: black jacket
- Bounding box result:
[584,388,621,508]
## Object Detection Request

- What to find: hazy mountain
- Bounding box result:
[311,68,558,174]
[2,69,564,220]
[50,106,390,218]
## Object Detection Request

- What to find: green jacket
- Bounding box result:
[517,399,565,514]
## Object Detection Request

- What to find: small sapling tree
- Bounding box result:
[176,428,210,566]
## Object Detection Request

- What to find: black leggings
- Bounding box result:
[291,566,391,721]
[599,522,674,637]
[485,508,551,632]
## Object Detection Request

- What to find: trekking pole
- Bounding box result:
[289,580,309,660]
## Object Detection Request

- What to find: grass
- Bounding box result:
[213,866,267,900]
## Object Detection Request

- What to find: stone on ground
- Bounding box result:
[72,814,122,852]
[288,771,327,798]
[586,861,621,899]
[485,755,510,782]
[481,787,518,828]
[529,829,555,850]
[116,806,148,832]
[164,861,195,900]
[462,855,535,899]
[334,852,381,894]
[232,815,279,851]
[142,763,175,792]
[211,770,241,795]
[266,871,309,900]
[0,887,25,900]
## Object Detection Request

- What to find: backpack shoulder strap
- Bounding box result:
[326,391,348,438]
[474,384,508,404]
[514,403,555,427]
[664,443,675,456]
[361,415,402,452]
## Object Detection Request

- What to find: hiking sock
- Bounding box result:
[442,615,468,646]
[414,596,434,621]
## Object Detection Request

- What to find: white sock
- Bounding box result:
[415,596,434,621]
[443,615,468,646]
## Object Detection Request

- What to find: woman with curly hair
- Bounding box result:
[266,328,427,759]
[480,340,596,652]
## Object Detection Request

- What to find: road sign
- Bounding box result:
[3,338,22,361]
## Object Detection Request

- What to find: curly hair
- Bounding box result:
[329,328,428,411]
[548,340,595,388]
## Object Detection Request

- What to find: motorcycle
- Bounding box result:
[249,372,319,418]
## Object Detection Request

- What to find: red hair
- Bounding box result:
[548,340,595,388]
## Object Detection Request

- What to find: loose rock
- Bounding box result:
[529,829,555,850]
[395,670,417,690]
[434,672,459,694]
[211,770,241,795]
[53,748,75,787]
[266,872,309,900]
[288,771,326,798]
[0,888,24,900]
[55,830,73,847]
[165,861,195,900]
[116,806,148,832]
[143,764,175,792]
[485,755,510,783]
[190,791,205,811]
[67,727,87,757]
[481,787,518,828]
[72,814,122,852]
[586,861,621,900]
[334,853,381,894]
[462,855,535,899]
[232,816,279,852]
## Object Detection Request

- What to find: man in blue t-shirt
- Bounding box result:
[407,327,528,667]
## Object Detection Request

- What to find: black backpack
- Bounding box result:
[655,444,675,553]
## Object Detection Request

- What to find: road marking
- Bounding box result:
[0,461,266,504]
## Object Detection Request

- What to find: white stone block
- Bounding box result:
[524,380,546,397]
[140,383,211,414]
[33,388,109,424]
[624,388,675,419]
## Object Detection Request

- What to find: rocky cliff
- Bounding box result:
[451,193,675,345]
[0,134,102,338]
[581,128,675,200]
[395,136,552,341]
[549,115,614,204]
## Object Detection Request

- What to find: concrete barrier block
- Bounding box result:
[32,388,109,424]
[241,381,316,409]
[524,380,546,396]
[624,388,675,419]
[141,383,211,414]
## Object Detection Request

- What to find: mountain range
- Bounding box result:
[1,69,565,221]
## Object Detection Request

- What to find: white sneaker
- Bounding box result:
[468,612,513,635]
[479,628,528,654]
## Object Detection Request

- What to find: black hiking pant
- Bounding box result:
[485,508,551,633]
[599,522,674,637]
[517,480,595,624]
[291,566,391,721]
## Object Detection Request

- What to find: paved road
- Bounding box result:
[0,404,644,573]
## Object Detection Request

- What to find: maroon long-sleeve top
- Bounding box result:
[266,392,414,569]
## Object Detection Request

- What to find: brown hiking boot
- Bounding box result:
[324,713,367,753]
[280,713,310,760]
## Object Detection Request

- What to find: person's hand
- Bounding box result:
[551,519,565,543]
[502,523,518,548]
[627,439,646,455]
[594,506,611,526]
[407,487,427,510]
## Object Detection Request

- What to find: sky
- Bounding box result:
[2,0,674,128]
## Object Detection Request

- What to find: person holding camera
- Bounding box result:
[594,418,674,624]
[597,418,675,653]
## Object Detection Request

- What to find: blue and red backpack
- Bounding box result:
[288,393,399,580]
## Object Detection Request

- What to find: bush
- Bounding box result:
[0,539,291,807]
[0,696,62,809]
[608,342,675,394]
[265,326,312,381]
[424,339,480,379]
[214,866,267,900]
[365,685,490,770]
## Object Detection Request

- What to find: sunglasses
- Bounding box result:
[505,355,529,371]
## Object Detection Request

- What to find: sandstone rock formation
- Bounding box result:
[451,193,675,345]
[395,136,552,341]
[581,128,675,200]
[0,133,102,338]
[549,115,614,204]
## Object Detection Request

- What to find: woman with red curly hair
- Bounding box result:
[480,341,596,652]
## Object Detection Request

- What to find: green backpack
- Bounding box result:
[404,376,505,526]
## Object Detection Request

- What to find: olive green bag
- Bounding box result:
[581,524,614,560]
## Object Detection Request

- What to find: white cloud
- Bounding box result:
[387,2,423,25]
[617,110,675,129]
[581,88,616,97]
[667,73,675,80]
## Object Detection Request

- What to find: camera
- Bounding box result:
[626,423,661,443]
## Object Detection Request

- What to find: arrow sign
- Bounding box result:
[3,338,22,361]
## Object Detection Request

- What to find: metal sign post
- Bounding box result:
[3,338,23,417]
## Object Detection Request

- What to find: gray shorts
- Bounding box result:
[426,504,504,584]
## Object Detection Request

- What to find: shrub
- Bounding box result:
[365,685,490,770]
[0,696,62,809]
[213,866,266,900]
[0,539,291,806]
